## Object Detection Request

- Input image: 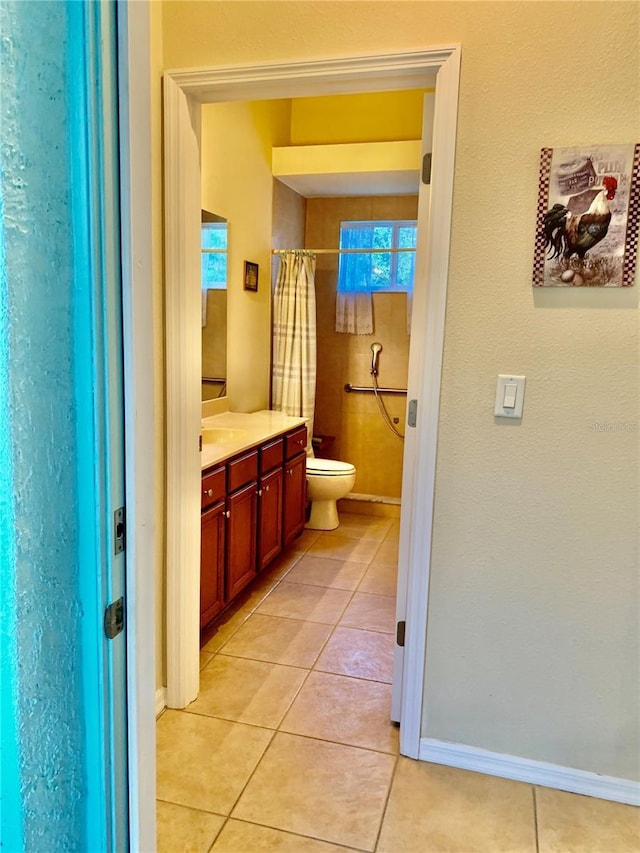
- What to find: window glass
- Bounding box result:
[338,220,417,292]
[201,222,228,290]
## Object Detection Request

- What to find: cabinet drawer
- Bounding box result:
[260,437,283,474]
[285,426,307,460]
[202,467,225,511]
[228,450,258,492]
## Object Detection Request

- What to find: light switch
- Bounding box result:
[495,375,526,418]
[503,383,518,409]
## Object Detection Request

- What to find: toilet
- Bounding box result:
[305,458,356,531]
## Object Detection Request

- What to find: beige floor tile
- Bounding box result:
[358,561,398,598]
[156,710,272,814]
[264,548,303,578]
[156,801,225,853]
[315,626,394,683]
[333,513,393,541]
[233,732,395,851]
[306,533,381,564]
[201,606,250,654]
[281,671,398,754]
[377,759,536,853]
[386,519,401,539]
[237,572,284,612]
[536,787,640,853]
[199,650,214,670]
[212,819,361,852]
[256,581,352,624]
[370,537,399,567]
[221,612,332,667]
[187,655,307,728]
[289,529,321,552]
[285,555,368,590]
[340,592,396,634]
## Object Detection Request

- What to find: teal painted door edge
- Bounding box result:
[70,0,130,849]
[0,0,129,848]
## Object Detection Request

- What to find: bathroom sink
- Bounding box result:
[201,427,248,444]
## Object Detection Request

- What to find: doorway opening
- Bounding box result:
[162,48,461,760]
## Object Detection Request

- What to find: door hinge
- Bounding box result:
[396,620,406,647]
[422,153,432,185]
[114,506,125,555]
[407,399,418,428]
[104,596,125,640]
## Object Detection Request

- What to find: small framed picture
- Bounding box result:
[244,261,259,292]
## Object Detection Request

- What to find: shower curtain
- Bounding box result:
[272,251,317,453]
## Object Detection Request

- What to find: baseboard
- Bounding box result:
[339,494,401,518]
[419,738,640,806]
[155,687,166,718]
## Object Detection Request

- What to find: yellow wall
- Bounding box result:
[160,1,639,781]
[307,195,417,498]
[290,91,427,144]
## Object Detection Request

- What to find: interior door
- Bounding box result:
[391,93,434,723]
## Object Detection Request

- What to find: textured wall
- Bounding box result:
[161,1,639,780]
[0,1,86,847]
[307,195,417,498]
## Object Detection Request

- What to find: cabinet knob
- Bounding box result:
[257,489,262,497]
[205,488,214,497]
[225,510,230,518]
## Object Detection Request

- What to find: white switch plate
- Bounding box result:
[494,375,526,418]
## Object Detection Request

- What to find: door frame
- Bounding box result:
[162,47,461,759]
[117,3,157,851]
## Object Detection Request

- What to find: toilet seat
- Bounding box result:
[306,458,356,477]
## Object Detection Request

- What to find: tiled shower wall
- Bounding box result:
[306,195,418,499]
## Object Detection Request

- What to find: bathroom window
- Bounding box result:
[337,220,417,293]
[201,221,228,290]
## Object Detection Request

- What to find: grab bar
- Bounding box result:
[344,384,407,395]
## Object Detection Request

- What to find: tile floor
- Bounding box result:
[157,512,639,852]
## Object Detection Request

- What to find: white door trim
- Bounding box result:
[118,3,157,850]
[162,48,462,761]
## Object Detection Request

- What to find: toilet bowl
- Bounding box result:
[305,458,356,531]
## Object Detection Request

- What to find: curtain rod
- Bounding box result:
[272,247,415,255]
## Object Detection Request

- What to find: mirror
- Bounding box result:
[201,210,228,400]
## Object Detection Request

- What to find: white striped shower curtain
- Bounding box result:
[272,251,316,453]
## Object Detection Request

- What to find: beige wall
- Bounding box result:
[307,196,417,498]
[201,100,291,412]
[160,1,639,780]
[271,178,307,293]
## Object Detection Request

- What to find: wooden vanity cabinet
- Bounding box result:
[257,438,284,570]
[200,424,307,630]
[226,450,258,600]
[200,467,226,628]
[283,426,307,547]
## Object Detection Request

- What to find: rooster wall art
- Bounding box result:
[532,144,640,287]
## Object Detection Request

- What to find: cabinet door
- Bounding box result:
[200,499,226,629]
[283,452,306,547]
[257,466,283,570]
[226,481,258,600]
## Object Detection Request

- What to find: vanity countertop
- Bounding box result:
[201,410,307,470]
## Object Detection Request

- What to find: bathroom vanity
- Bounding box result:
[200,411,307,630]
